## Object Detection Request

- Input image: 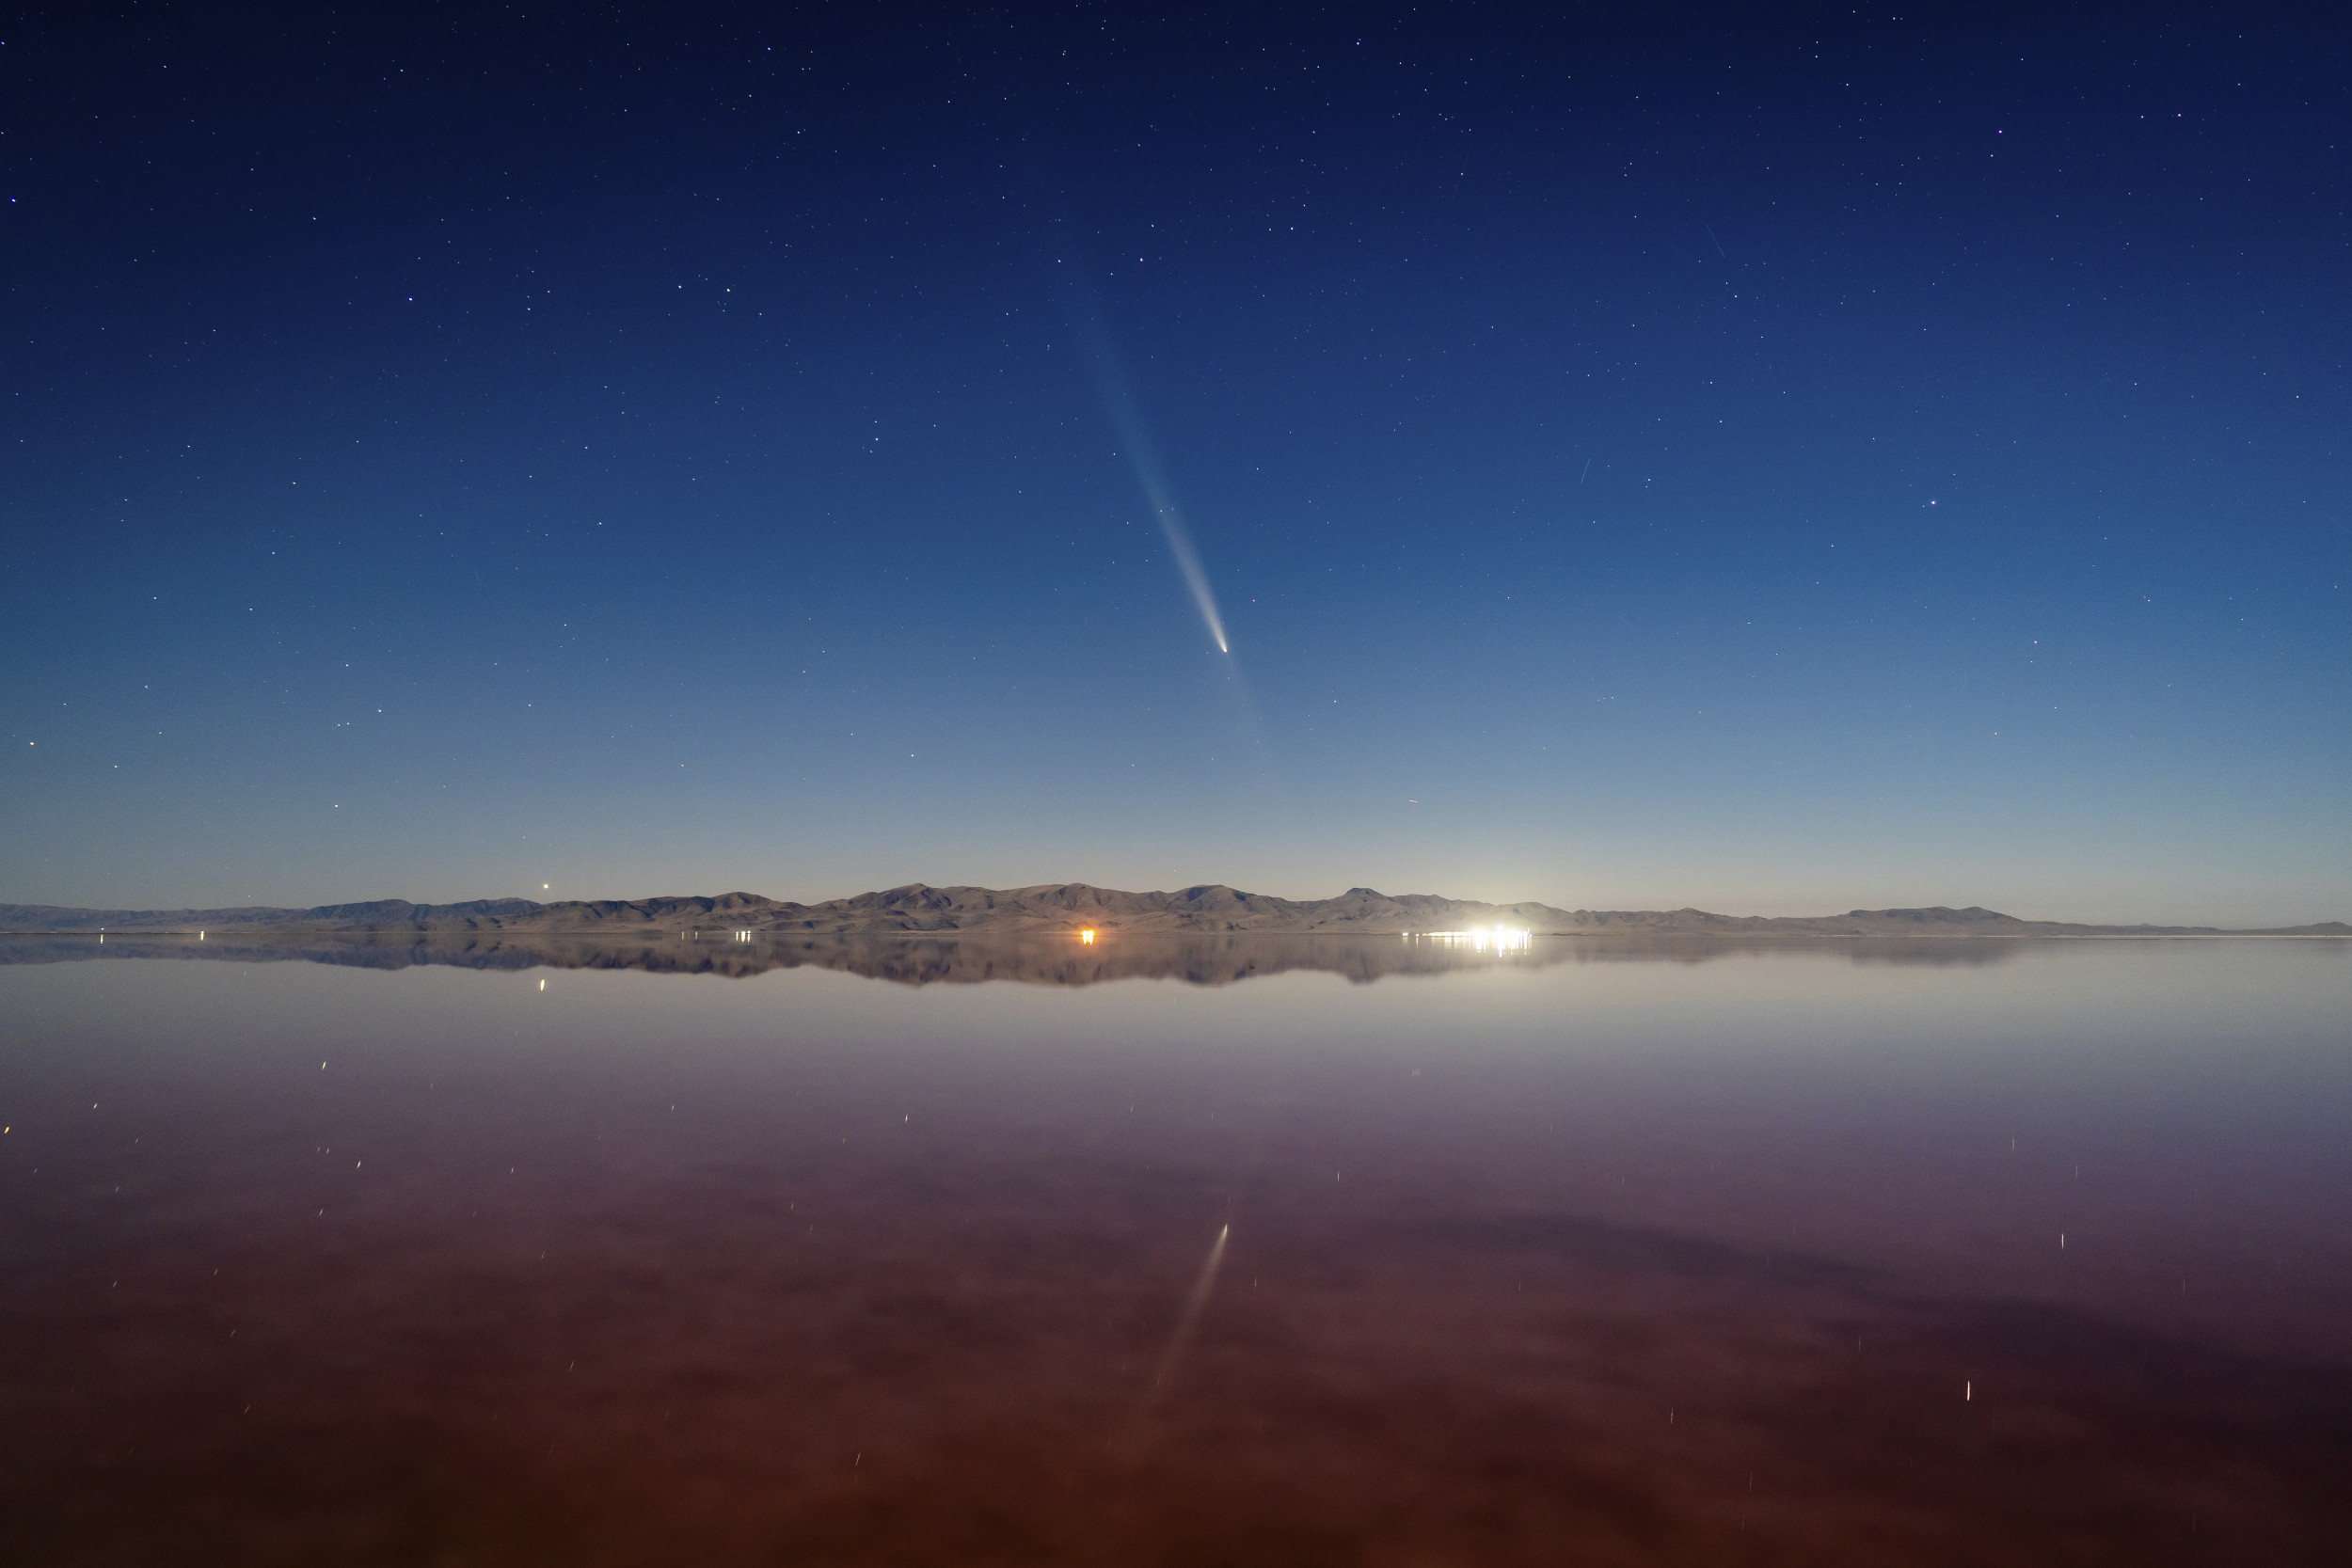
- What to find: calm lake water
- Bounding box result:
[4,933,2348,1565]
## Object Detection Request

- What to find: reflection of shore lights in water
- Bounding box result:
[1080,928,1097,944]
[1416,927,1532,952]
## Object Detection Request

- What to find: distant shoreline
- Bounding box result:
[5,924,2345,942]
[4,882,2345,941]
[5,929,2345,940]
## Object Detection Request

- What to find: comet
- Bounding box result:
[1094,357,1230,653]
[1071,289,1232,655]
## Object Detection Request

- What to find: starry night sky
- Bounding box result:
[4,3,2345,922]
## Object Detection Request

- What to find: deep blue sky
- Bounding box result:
[4,2,2345,922]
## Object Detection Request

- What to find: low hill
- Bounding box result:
[1,886,2343,938]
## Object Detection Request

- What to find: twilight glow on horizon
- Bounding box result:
[2,5,2344,926]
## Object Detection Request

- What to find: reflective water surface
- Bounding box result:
[4,934,2347,1565]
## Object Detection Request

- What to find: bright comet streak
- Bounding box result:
[1079,311,1232,654]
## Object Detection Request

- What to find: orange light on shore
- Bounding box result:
[1080,928,1097,944]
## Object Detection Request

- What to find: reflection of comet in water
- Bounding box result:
[1125,1223,1232,1446]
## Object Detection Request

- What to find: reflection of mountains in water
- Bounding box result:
[0,930,2037,985]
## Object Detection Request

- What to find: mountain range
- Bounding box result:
[1,884,2343,937]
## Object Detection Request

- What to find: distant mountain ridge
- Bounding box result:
[1,885,2343,938]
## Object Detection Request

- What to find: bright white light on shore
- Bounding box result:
[1080,928,1097,944]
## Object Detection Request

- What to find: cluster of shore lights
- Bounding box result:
[1080,927,1098,944]
[1411,927,1534,951]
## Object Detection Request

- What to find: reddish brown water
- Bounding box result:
[3,935,2348,1564]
